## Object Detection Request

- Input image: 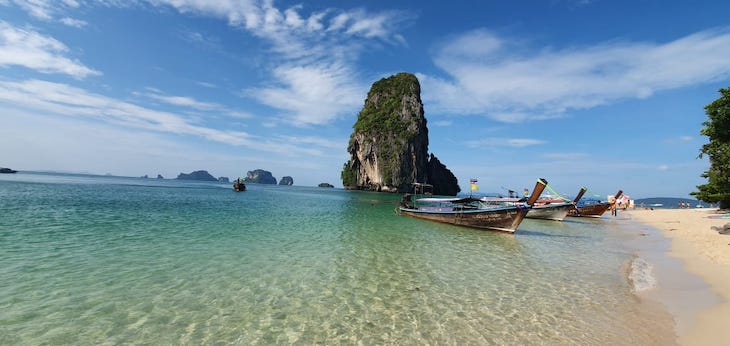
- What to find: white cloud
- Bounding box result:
[246,62,364,125]
[432,120,452,127]
[3,1,410,126]
[658,164,670,171]
[542,152,589,160]
[464,138,546,148]
[0,78,346,158]
[422,28,730,122]
[0,21,100,78]
[145,1,409,126]
[60,17,87,27]
[680,135,693,142]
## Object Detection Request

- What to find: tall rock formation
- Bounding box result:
[246,169,277,184]
[341,72,460,195]
[279,176,294,185]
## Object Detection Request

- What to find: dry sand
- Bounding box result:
[627,208,730,346]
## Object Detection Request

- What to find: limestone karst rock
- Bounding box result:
[341,72,460,195]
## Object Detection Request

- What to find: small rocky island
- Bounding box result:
[218,177,230,183]
[245,169,277,184]
[176,170,218,181]
[318,183,334,188]
[341,72,460,195]
[279,176,294,185]
[0,167,17,174]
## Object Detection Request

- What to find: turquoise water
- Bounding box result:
[0,172,675,344]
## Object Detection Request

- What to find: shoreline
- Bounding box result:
[625,208,730,346]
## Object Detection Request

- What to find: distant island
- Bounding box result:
[1,167,18,174]
[218,177,230,183]
[634,197,711,209]
[245,169,277,184]
[176,170,218,181]
[318,183,334,188]
[279,176,294,185]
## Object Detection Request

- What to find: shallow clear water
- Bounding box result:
[0,172,675,344]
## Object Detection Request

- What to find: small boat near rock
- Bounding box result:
[397,178,548,233]
[233,178,246,192]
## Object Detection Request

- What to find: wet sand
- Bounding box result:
[626,208,730,346]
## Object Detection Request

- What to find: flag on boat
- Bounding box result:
[470,178,478,191]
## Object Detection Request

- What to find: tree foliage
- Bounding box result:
[692,87,730,209]
[341,161,358,187]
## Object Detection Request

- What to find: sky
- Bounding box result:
[2,0,730,198]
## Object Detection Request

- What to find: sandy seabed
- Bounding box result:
[626,208,730,346]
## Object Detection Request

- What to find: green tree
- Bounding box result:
[692,87,730,209]
[341,161,358,187]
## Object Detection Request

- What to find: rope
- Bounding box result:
[544,183,570,202]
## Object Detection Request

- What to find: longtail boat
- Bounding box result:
[567,189,622,217]
[526,201,574,221]
[233,178,247,192]
[397,178,548,233]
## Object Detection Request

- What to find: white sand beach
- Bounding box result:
[627,208,730,346]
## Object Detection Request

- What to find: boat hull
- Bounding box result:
[233,182,246,192]
[567,203,611,217]
[526,203,573,221]
[398,205,529,233]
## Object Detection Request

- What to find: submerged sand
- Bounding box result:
[626,208,730,346]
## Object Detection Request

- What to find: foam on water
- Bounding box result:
[629,256,657,292]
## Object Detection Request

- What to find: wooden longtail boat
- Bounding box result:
[526,202,574,221]
[397,179,548,233]
[233,178,246,192]
[567,189,623,217]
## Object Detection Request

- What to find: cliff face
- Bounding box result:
[341,72,460,195]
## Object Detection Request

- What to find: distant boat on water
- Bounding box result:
[397,178,548,233]
[233,178,246,192]
[0,167,17,174]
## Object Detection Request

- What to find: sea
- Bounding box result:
[0,172,681,344]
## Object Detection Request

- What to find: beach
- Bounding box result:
[627,208,730,346]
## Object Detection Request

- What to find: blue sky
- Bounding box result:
[2,0,730,198]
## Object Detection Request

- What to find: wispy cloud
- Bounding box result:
[140,89,252,119]
[679,135,693,142]
[0,20,100,78]
[542,152,589,160]
[4,1,411,126]
[421,28,730,122]
[147,0,410,125]
[60,17,87,28]
[465,138,546,148]
[0,78,344,157]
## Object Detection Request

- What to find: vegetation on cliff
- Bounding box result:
[342,72,460,195]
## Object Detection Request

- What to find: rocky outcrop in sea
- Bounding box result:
[157,174,164,179]
[245,169,277,184]
[341,72,460,195]
[279,176,294,185]
[176,170,218,181]
[218,177,230,183]
[318,183,334,188]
